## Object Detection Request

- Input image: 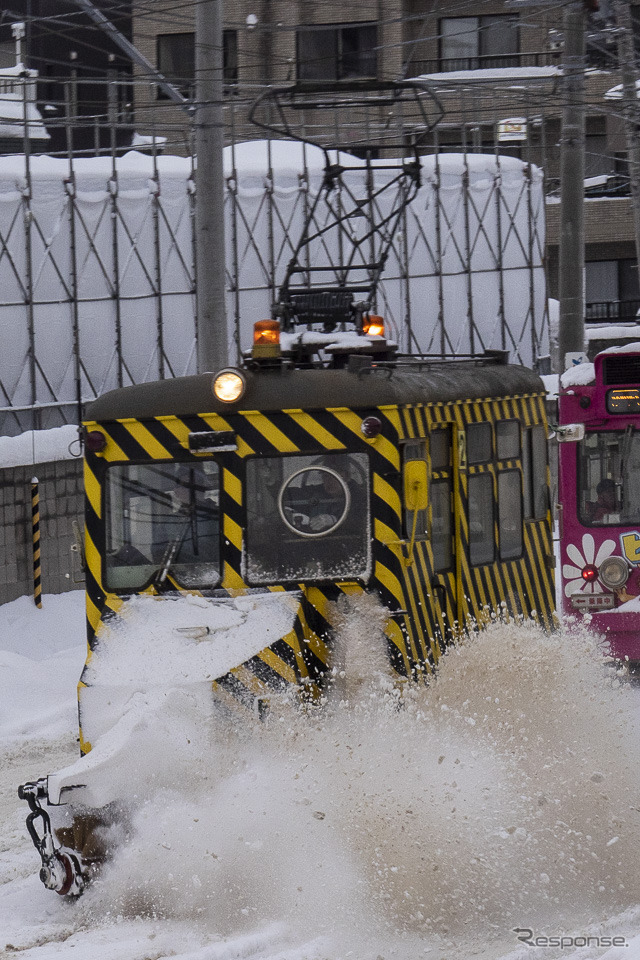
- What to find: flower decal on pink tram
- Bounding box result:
[562,533,616,597]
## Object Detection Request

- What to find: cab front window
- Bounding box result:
[105,461,221,590]
[578,429,640,525]
[245,452,370,583]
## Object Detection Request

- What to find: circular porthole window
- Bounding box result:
[278,467,350,538]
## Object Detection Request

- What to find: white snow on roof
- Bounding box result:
[0,96,49,139]
[0,424,79,468]
[130,131,167,148]
[605,79,640,100]
[280,330,393,351]
[0,143,540,189]
[0,63,36,78]
[586,325,640,342]
[561,362,595,388]
[584,174,612,187]
[415,66,560,83]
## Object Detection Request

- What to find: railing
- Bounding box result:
[404,46,615,77]
[404,52,555,76]
[584,175,630,198]
[545,175,630,199]
[586,300,640,323]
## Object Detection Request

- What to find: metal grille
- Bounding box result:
[602,355,640,385]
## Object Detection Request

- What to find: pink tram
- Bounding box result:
[558,345,640,661]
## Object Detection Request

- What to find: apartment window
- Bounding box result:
[0,41,14,70]
[585,134,615,179]
[440,16,519,70]
[157,30,238,98]
[585,260,640,320]
[297,23,377,82]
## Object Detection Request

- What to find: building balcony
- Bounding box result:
[586,300,640,323]
[405,51,556,76]
[405,46,615,78]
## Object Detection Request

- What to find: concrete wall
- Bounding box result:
[0,459,84,606]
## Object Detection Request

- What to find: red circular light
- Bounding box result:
[361,416,382,438]
[581,564,598,582]
[84,430,107,453]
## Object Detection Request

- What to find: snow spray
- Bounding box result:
[74,610,640,957]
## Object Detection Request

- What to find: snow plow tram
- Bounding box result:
[18,81,554,896]
[18,334,555,894]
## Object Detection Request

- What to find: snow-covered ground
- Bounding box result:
[3,592,640,959]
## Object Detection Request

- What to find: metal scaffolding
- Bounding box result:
[0,82,549,436]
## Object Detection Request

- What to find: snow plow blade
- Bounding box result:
[41,590,311,808]
[18,589,329,892]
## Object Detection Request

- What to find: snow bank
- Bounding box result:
[0,592,85,744]
[0,424,79,468]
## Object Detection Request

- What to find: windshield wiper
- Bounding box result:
[153,516,191,587]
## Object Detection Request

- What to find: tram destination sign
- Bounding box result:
[607,389,640,414]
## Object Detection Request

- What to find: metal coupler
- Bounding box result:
[18,780,86,896]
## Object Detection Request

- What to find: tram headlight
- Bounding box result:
[212,369,246,404]
[598,556,629,590]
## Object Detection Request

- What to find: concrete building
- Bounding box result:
[130,0,640,324]
[0,0,134,155]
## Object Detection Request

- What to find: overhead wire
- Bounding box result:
[0,0,632,150]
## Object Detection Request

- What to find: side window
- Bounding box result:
[498,471,523,559]
[523,425,548,520]
[497,420,520,460]
[467,422,492,463]
[468,473,495,565]
[530,426,548,519]
[402,440,427,539]
[430,429,450,470]
[431,480,452,571]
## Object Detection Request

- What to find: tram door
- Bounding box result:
[402,425,461,658]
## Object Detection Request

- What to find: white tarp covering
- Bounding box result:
[0,144,547,434]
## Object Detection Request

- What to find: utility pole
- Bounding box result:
[558,1,586,372]
[195,0,228,373]
[613,0,640,276]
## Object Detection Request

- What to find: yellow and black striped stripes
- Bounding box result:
[391,393,555,656]
[212,587,339,716]
[31,477,42,609]
[79,385,554,730]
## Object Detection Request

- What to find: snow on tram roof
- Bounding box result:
[561,341,640,389]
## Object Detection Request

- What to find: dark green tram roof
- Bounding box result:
[86,361,544,422]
